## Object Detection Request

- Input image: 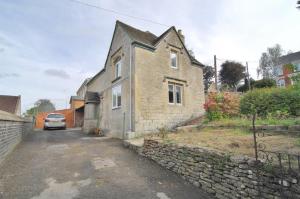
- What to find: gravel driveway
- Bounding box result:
[0,129,213,199]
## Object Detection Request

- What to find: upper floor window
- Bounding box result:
[170,51,177,68]
[115,59,121,78]
[296,63,300,72]
[168,83,182,105]
[112,84,121,109]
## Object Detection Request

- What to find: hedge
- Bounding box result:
[240,86,300,117]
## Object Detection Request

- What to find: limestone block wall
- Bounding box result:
[143,139,300,199]
[134,30,205,134]
[0,111,32,165]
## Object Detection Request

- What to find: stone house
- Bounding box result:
[83,21,205,138]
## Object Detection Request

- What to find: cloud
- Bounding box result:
[44,69,70,79]
[0,73,20,78]
[0,48,4,53]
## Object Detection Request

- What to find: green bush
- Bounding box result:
[240,86,300,117]
[237,78,275,93]
[253,78,276,89]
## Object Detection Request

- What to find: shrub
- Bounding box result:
[253,78,276,88]
[240,86,300,117]
[238,78,275,93]
[204,92,240,120]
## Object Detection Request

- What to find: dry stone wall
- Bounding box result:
[142,139,300,199]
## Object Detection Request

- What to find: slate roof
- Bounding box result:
[117,21,203,66]
[278,51,300,65]
[76,78,91,94]
[70,96,83,100]
[85,92,100,104]
[88,21,204,85]
[0,95,20,114]
[69,95,84,104]
[118,21,158,46]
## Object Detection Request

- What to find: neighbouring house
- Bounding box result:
[69,96,85,127]
[274,51,300,87]
[83,20,205,139]
[0,95,21,116]
[76,78,91,99]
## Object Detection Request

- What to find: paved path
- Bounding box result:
[0,129,214,199]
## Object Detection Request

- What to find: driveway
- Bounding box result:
[0,129,214,199]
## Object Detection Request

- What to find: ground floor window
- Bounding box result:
[168,83,182,105]
[277,79,285,87]
[112,84,121,109]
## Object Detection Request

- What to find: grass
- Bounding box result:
[204,117,300,127]
[156,127,300,157]
[296,138,300,147]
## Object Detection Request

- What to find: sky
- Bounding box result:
[0,0,299,113]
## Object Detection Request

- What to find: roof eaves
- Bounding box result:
[153,26,174,46]
[154,26,204,68]
[132,41,156,51]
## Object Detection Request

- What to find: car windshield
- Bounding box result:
[47,114,64,119]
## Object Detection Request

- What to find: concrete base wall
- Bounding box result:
[82,119,98,134]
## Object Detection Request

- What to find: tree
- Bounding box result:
[34,99,55,112]
[257,44,283,79]
[24,99,55,117]
[219,61,245,91]
[203,65,215,91]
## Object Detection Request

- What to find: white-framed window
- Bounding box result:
[115,59,121,78]
[170,51,177,68]
[112,84,121,109]
[277,79,285,87]
[168,83,182,105]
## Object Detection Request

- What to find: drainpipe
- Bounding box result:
[129,43,132,132]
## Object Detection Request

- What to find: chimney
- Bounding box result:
[178,29,185,44]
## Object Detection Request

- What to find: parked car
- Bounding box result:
[44,113,66,130]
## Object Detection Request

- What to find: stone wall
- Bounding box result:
[143,139,300,199]
[0,111,32,165]
[134,29,205,135]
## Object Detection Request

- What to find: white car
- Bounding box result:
[44,113,66,130]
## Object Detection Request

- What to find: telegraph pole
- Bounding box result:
[214,55,218,92]
[246,62,251,90]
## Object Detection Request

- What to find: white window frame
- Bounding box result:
[170,51,178,69]
[115,59,121,78]
[168,84,175,104]
[277,79,285,87]
[175,85,182,105]
[168,83,182,105]
[112,84,122,109]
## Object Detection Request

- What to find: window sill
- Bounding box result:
[112,76,121,83]
[168,103,183,106]
[112,106,121,110]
